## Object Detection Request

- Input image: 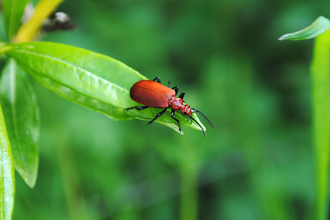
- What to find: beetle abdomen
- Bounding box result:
[130,80,175,108]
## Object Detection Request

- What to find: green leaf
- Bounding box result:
[0,59,39,188]
[310,29,330,220]
[2,0,28,40]
[0,104,15,220]
[3,42,204,134]
[279,16,330,41]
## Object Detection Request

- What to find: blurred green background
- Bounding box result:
[9,0,330,219]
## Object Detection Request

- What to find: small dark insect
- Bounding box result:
[42,12,77,32]
[125,77,214,137]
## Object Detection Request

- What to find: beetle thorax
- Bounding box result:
[169,97,183,111]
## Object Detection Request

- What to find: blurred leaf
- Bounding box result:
[0,104,15,220]
[0,59,39,188]
[14,0,63,43]
[279,16,330,41]
[2,0,28,40]
[310,29,330,220]
[3,42,204,134]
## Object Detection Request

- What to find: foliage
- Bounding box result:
[0,0,328,220]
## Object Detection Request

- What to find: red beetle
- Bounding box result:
[125,77,214,137]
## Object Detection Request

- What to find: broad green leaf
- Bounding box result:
[3,42,204,134]
[2,0,28,40]
[14,0,63,42]
[0,59,39,188]
[311,29,330,220]
[0,104,15,220]
[279,16,330,41]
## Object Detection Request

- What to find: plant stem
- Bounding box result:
[14,0,63,42]
[179,160,198,220]
[311,28,330,220]
[53,126,87,220]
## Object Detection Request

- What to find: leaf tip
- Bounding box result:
[278,16,330,41]
[278,34,288,41]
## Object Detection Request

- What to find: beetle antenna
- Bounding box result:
[189,115,206,138]
[191,108,214,129]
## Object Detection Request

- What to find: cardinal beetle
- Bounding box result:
[125,77,214,137]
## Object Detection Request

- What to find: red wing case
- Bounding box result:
[129,80,176,108]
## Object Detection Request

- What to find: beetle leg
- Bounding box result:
[136,106,149,110]
[189,115,206,138]
[125,106,149,110]
[172,86,179,94]
[153,77,161,83]
[168,79,179,93]
[170,109,181,132]
[147,108,168,125]
[178,91,185,99]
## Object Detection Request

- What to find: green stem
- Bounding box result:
[53,126,87,220]
[14,0,63,42]
[311,28,330,220]
[179,162,198,220]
